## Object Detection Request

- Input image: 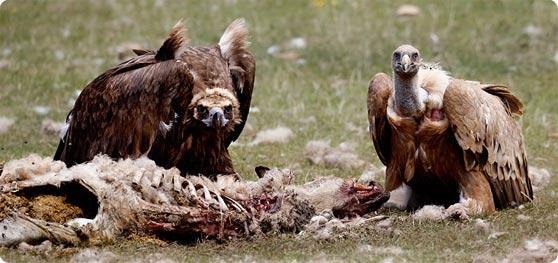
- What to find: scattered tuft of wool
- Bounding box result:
[304,140,366,170]
[529,166,552,192]
[0,116,15,134]
[411,205,448,221]
[249,126,294,145]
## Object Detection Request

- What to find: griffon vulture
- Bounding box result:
[54,19,255,178]
[367,45,532,217]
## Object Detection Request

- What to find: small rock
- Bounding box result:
[287,37,306,49]
[522,24,543,36]
[266,45,280,55]
[33,106,51,115]
[0,117,15,134]
[0,60,10,70]
[396,4,420,17]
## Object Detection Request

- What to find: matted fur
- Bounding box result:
[0,155,388,246]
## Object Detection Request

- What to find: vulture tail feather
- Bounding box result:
[218,18,250,61]
[133,49,152,56]
[53,139,65,161]
[482,85,524,115]
[155,20,189,61]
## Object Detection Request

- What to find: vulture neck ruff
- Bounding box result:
[190,88,239,110]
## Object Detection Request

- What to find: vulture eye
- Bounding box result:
[197,105,207,115]
[224,105,232,114]
[393,53,400,60]
[412,53,418,60]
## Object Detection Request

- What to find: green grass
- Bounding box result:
[1,0,558,262]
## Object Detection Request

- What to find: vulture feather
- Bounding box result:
[367,45,532,217]
[54,19,255,179]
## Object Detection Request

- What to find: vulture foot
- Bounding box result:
[446,203,470,221]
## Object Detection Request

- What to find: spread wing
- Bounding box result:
[226,51,255,146]
[219,18,256,147]
[55,22,194,166]
[367,73,394,165]
[444,79,533,208]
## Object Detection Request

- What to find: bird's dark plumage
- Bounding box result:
[55,19,255,178]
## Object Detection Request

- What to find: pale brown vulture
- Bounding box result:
[54,19,255,179]
[367,45,532,217]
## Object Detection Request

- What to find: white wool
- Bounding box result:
[358,165,385,185]
[287,176,346,212]
[18,240,53,253]
[0,155,389,245]
[411,205,448,221]
[474,218,491,234]
[529,166,552,191]
[358,244,404,255]
[41,119,65,136]
[249,126,294,145]
[0,154,65,183]
[345,122,366,137]
[71,248,117,263]
[496,238,558,262]
[304,140,331,164]
[304,140,366,170]
[301,213,371,241]
[0,116,15,134]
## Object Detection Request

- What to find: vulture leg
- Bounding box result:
[448,170,496,219]
[383,182,412,210]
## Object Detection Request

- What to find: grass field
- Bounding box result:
[1,0,558,262]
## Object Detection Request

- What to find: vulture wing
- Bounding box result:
[219,18,256,147]
[443,79,532,208]
[55,22,193,166]
[367,73,394,165]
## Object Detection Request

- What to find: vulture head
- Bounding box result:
[189,87,241,132]
[391,44,426,118]
[392,44,421,77]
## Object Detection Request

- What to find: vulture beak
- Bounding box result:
[401,53,411,72]
[202,107,229,128]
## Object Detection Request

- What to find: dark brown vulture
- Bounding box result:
[367,45,532,217]
[54,19,255,178]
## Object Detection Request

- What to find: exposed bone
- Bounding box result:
[0,155,388,246]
